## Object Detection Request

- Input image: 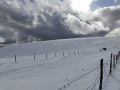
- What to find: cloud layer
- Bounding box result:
[0,0,120,44]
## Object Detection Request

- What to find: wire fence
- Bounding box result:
[0,45,120,90]
[58,51,120,90]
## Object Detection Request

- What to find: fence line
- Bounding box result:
[12,45,120,63]
[13,49,93,63]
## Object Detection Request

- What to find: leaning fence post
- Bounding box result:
[109,53,112,74]
[15,55,16,62]
[99,59,103,90]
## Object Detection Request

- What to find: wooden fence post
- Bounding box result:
[46,53,47,59]
[114,55,115,67]
[99,59,103,90]
[109,53,112,74]
[119,51,120,57]
[15,55,16,62]
[34,54,35,60]
[63,52,64,56]
[55,53,56,57]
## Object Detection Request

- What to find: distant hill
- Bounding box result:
[0,36,120,58]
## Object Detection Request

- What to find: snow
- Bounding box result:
[0,36,120,90]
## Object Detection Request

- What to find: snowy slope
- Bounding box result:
[0,36,120,58]
[0,36,120,90]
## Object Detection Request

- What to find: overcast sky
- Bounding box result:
[0,0,120,44]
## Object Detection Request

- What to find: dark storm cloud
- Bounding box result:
[0,0,119,44]
[98,5,120,30]
[0,1,76,43]
[0,28,16,44]
[0,3,34,25]
[101,7,120,24]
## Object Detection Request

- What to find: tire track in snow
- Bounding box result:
[0,48,115,78]
[0,61,57,78]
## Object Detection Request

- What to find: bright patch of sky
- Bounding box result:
[59,0,120,11]
[71,0,93,12]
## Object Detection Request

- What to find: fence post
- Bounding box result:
[109,53,112,74]
[99,59,103,90]
[69,52,70,56]
[81,51,82,54]
[63,52,64,56]
[119,51,120,57]
[114,55,115,67]
[116,55,117,63]
[46,53,47,59]
[15,55,16,62]
[34,54,35,60]
[74,51,75,55]
[55,53,56,57]
[78,51,79,54]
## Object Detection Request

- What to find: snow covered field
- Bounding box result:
[0,36,120,90]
